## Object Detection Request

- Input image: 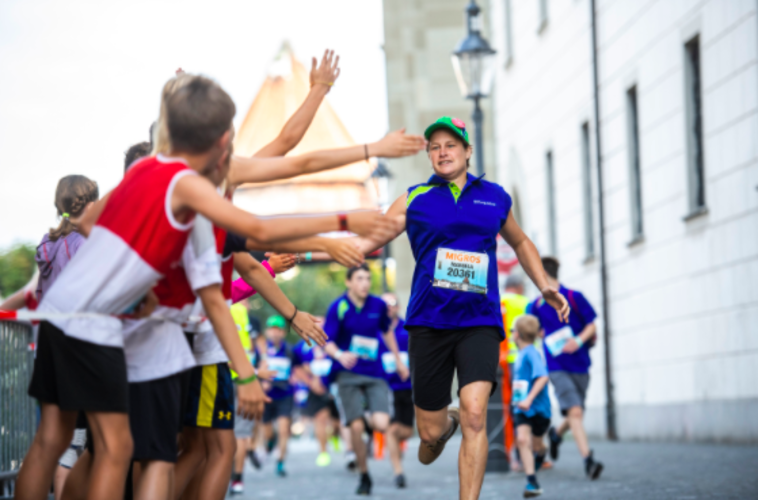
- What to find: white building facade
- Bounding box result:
[489,0,758,442]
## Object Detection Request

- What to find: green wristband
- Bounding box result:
[305,252,313,262]
[575,337,584,348]
[233,373,257,385]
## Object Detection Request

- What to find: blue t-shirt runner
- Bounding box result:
[324,292,391,380]
[346,117,570,489]
[512,345,551,420]
[379,319,411,392]
[528,285,597,374]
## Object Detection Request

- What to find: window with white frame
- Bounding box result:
[683,35,706,215]
[504,0,514,66]
[538,0,548,32]
[626,86,644,241]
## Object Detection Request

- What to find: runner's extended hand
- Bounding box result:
[347,211,401,243]
[236,379,270,420]
[541,287,570,323]
[371,128,426,158]
[323,238,365,267]
[336,351,358,370]
[310,49,340,92]
[265,252,296,274]
[562,337,580,354]
[291,311,328,347]
[397,360,410,382]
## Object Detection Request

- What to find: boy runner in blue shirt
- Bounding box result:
[528,256,604,480]
[380,293,413,489]
[323,264,407,495]
[258,315,300,478]
[512,315,551,498]
[292,336,341,468]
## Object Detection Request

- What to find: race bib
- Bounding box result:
[349,335,379,361]
[381,351,409,374]
[433,248,488,294]
[310,358,333,377]
[512,380,529,404]
[267,357,292,381]
[544,326,575,357]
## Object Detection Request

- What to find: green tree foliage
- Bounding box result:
[0,244,37,298]
[247,260,386,343]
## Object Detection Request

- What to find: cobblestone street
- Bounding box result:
[232,435,758,499]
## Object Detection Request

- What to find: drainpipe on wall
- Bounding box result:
[590,0,618,441]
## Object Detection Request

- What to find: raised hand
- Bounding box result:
[346,211,401,243]
[323,238,365,267]
[371,128,426,158]
[292,310,329,347]
[236,379,270,420]
[541,286,570,323]
[265,252,297,274]
[310,49,341,92]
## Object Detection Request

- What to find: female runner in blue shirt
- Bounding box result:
[352,117,570,499]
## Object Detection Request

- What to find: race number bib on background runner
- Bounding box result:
[349,335,379,361]
[512,380,529,404]
[544,326,575,357]
[310,358,333,377]
[433,248,488,294]
[381,351,409,374]
[267,357,292,381]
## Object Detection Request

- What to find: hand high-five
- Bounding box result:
[310,49,341,92]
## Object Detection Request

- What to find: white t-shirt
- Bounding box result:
[122,215,222,382]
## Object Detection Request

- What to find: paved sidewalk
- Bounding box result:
[232,436,758,499]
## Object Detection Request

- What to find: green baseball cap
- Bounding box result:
[266,315,287,329]
[424,116,470,145]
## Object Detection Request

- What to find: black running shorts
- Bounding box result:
[391,389,415,428]
[407,325,501,412]
[305,391,339,419]
[29,321,129,413]
[129,372,185,463]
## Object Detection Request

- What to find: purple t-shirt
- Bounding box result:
[35,232,86,303]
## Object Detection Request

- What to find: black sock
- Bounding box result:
[527,474,538,486]
[534,451,546,470]
[361,472,371,481]
[231,472,242,482]
[584,450,594,466]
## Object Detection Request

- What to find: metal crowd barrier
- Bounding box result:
[0,321,36,499]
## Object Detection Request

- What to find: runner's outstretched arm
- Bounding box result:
[227,129,426,186]
[174,174,398,244]
[196,283,270,419]
[252,50,340,158]
[499,209,569,322]
[232,252,327,347]
[342,192,409,256]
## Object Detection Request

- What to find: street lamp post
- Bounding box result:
[451,0,496,177]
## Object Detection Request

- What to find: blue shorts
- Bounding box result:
[184,363,235,429]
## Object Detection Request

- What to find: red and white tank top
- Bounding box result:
[38,154,198,347]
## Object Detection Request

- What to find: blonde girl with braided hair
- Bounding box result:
[36,175,99,302]
[32,174,99,500]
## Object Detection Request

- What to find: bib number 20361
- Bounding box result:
[433,248,488,294]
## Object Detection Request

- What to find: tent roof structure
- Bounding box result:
[233,42,379,216]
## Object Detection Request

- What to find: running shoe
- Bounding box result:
[345,451,357,471]
[418,407,459,465]
[548,426,562,461]
[356,472,372,495]
[585,452,604,480]
[523,481,542,498]
[276,460,287,477]
[229,480,244,495]
[247,450,261,470]
[315,452,331,467]
[395,474,407,489]
[330,435,341,452]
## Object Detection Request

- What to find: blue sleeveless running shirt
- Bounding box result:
[405,172,512,335]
